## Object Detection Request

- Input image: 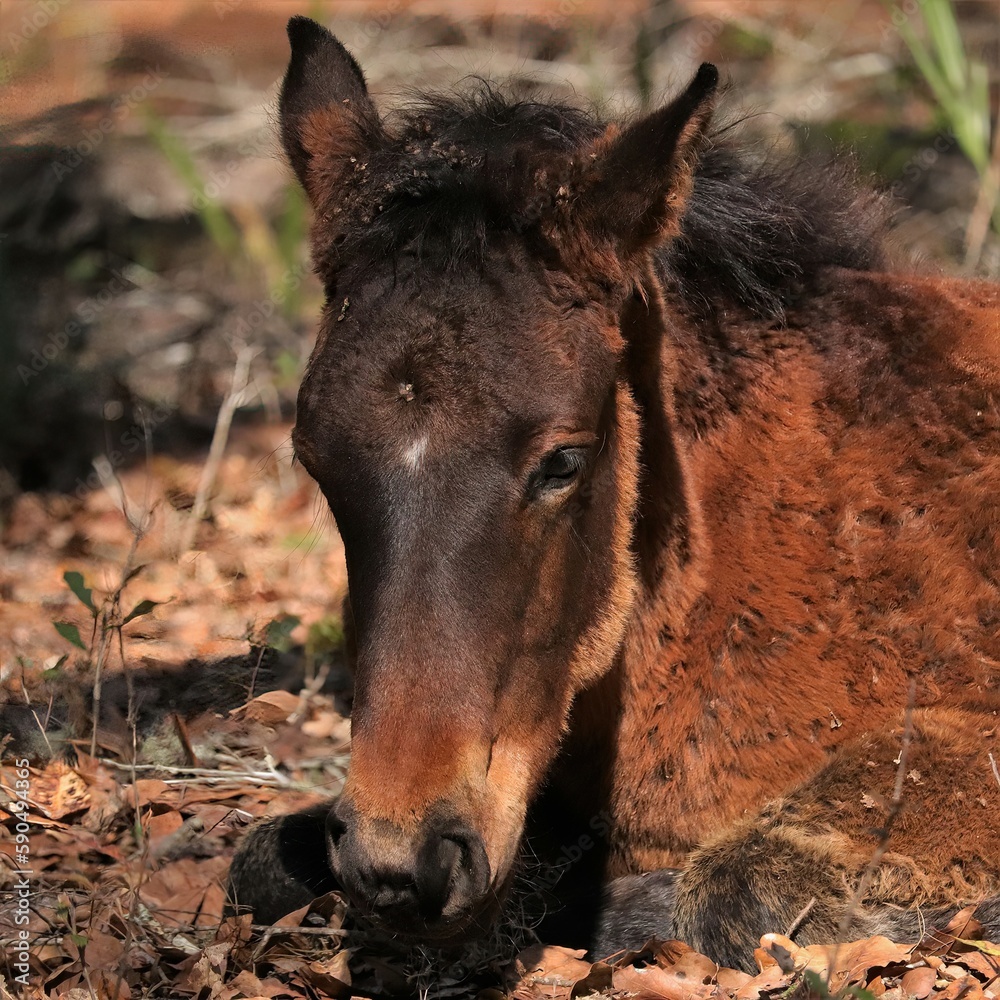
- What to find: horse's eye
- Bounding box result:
[535,447,587,493]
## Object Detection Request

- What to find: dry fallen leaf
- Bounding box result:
[509,944,595,997]
[937,975,987,1000]
[302,951,353,998]
[715,966,753,992]
[181,941,232,994]
[301,708,352,743]
[613,961,723,1000]
[80,764,126,833]
[901,965,939,998]
[139,856,229,929]
[946,907,985,941]
[951,944,1000,979]
[830,936,914,983]
[233,689,301,724]
[27,761,91,819]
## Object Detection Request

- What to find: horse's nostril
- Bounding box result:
[442,830,479,884]
[325,799,350,849]
[417,823,491,922]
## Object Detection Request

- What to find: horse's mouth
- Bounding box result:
[352,874,513,948]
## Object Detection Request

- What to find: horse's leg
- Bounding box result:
[226,801,339,923]
[590,869,682,959]
[594,709,1000,969]
[593,844,1000,970]
[670,823,1000,969]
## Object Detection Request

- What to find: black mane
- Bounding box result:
[333,82,889,317]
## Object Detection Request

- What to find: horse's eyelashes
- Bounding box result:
[534,446,587,495]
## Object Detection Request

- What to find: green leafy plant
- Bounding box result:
[53,568,163,755]
[254,611,345,688]
[273,182,309,316]
[632,21,656,111]
[52,620,86,650]
[306,613,345,681]
[145,113,309,314]
[272,348,303,389]
[890,0,998,265]
[802,970,878,1000]
[264,612,302,653]
[892,0,990,172]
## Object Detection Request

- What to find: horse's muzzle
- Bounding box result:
[326,799,492,938]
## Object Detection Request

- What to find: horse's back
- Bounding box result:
[817,268,1000,396]
[617,266,1000,871]
[811,268,1000,712]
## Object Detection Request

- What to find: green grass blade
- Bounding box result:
[921,0,968,94]
[144,109,241,259]
[123,599,160,625]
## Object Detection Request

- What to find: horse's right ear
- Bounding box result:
[279,17,384,206]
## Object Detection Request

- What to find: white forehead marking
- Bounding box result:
[402,435,429,471]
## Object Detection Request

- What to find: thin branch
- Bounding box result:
[89,611,111,759]
[249,923,347,965]
[249,924,346,937]
[171,713,199,768]
[87,425,150,756]
[830,680,917,979]
[247,645,266,702]
[785,896,817,939]
[19,671,54,758]
[964,120,1000,271]
[180,344,259,554]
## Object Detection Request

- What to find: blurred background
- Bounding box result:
[0,0,998,708]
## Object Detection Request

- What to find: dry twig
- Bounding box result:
[964,124,1000,271]
[786,896,818,939]
[89,443,151,758]
[181,343,259,554]
[830,681,918,975]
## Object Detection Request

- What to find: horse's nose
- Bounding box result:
[326,799,490,930]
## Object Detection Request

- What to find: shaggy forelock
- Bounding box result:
[326,81,890,319]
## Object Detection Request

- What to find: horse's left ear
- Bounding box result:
[575,64,718,259]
